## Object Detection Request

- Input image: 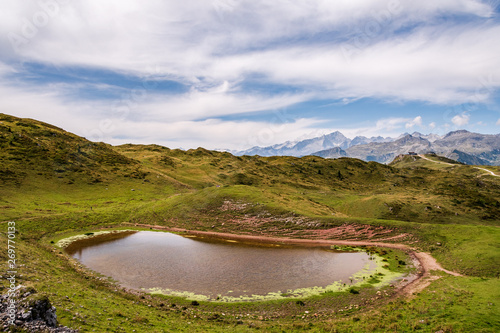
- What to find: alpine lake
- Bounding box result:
[59,230,402,302]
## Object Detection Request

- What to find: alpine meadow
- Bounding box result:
[0,113,499,332]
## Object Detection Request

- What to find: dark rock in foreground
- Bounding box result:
[0,286,77,332]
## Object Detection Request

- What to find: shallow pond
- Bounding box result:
[66,231,378,301]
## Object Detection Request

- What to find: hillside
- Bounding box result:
[0,113,137,186]
[1,114,499,332]
[1,112,499,236]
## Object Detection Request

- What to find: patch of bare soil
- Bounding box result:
[216,200,412,241]
[312,223,411,242]
[399,252,462,297]
[219,200,251,211]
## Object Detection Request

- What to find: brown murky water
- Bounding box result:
[67,231,375,299]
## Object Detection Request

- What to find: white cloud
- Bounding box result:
[374,116,424,132]
[0,78,74,122]
[429,122,436,129]
[129,89,312,123]
[405,116,423,129]
[451,113,470,126]
[215,23,500,104]
[0,68,323,149]
[374,118,407,131]
[0,0,499,104]
[328,116,428,139]
[91,118,328,151]
[496,118,500,126]
[1,1,499,148]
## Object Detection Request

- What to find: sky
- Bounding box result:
[1,0,500,151]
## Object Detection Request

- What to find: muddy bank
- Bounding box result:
[127,224,411,250]
[126,223,462,297]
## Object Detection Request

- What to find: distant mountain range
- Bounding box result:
[236,131,392,157]
[234,130,500,166]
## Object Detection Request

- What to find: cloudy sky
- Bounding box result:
[1,0,500,150]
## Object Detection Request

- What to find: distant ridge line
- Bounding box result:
[234,130,500,166]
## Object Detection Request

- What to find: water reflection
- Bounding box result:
[67,231,375,298]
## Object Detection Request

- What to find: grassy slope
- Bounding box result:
[1,113,499,332]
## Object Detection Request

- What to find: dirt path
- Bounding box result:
[401,251,462,297]
[418,154,499,177]
[418,154,455,166]
[127,223,463,297]
[474,166,499,177]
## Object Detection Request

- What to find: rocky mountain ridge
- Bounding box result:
[236,130,500,165]
[236,131,391,157]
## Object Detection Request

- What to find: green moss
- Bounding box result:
[55,229,136,248]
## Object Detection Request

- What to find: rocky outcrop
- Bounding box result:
[311,147,347,158]
[0,286,77,332]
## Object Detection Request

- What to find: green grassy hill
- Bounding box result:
[0,113,137,185]
[113,145,500,225]
[1,114,499,332]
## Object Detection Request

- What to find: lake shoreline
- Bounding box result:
[125,223,462,297]
[56,223,462,301]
